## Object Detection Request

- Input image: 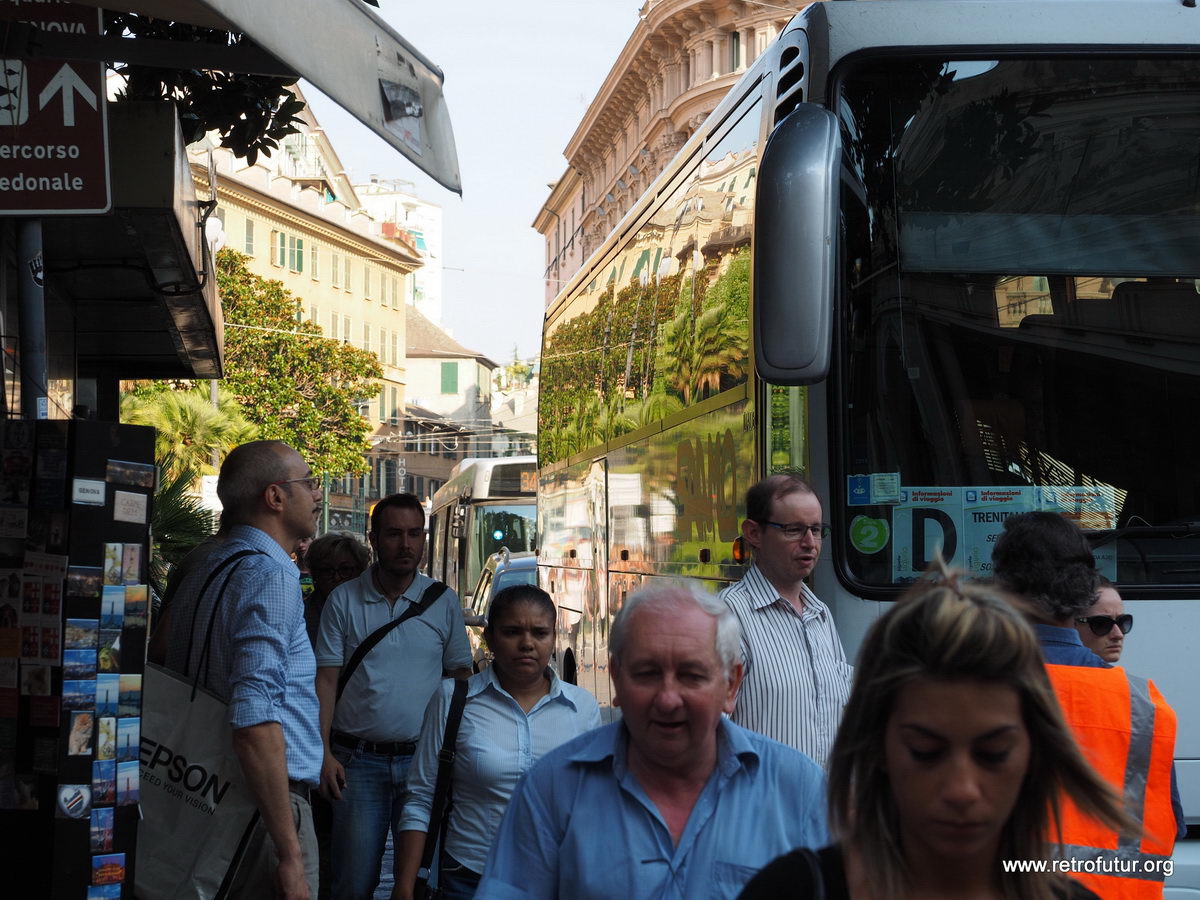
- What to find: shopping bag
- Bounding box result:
[135,662,261,899]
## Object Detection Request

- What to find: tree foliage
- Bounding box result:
[149,452,217,600]
[105,12,304,165]
[217,249,382,475]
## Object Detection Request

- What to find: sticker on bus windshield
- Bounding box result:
[847,472,902,506]
[1037,486,1119,531]
[962,487,1036,575]
[892,488,964,581]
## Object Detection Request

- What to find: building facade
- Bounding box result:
[190,87,425,533]
[534,0,809,306]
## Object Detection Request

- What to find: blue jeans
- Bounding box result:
[329,744,412,900]
[439,849,482,900]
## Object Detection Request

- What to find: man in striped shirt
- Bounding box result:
[719,475,851,767]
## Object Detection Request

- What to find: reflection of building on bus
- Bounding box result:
[535,0,1200,880]
[426,456,537,602]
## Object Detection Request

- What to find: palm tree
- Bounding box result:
[121,384,258,482]
[149,453,217,599]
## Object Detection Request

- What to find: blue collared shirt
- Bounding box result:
[476,718,828,900]
[165,525,322,784]
[315,568,471,742]
[401,667,601,873]
[1035,624,1108,668]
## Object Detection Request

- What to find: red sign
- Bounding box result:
[0,1,109,214]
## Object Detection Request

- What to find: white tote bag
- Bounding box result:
[136,551,264,900]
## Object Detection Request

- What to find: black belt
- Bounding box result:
[287,779,311,802]
[331,731,416,756]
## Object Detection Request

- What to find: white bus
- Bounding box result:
[536,0,1200,886]
[426,456,537,602]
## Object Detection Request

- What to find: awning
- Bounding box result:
[65,0,462,194]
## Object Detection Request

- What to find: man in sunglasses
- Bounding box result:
[1075,576,1131,664]
[719,475,851,768]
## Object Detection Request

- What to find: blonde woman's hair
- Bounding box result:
[827,562,1132,900]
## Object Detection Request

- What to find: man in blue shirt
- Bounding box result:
[165,440,325,900]
[475,581,828,900]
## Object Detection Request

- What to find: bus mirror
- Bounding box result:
[450,504,467,539]
[753,102,840,386]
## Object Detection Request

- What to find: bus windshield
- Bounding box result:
[836,56,1200,589]
[469,503,537,588]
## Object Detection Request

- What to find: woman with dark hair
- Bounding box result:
[304,532,370,649]
[741,565,1129,900]
[392,585,601,900]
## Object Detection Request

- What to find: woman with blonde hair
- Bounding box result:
[741,566,1131,900]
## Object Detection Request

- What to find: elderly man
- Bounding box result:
[474,581,828,900]
[165,440,325,899]
[720,474,851,766]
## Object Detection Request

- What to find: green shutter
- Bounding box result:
[441,361,458,394]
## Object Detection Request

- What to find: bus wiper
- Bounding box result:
[1086,522,1200,548]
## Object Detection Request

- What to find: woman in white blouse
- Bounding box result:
[393,585,601,900]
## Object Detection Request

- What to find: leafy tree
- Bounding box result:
[121,383,258,481]
[105,13,304,164]
[149,453,217,600]
[217,248,382,475]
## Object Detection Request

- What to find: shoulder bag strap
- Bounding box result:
[335,579,448,702]
[182,548,266,684]
[418,677,470,891]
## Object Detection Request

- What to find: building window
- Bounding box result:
[310,305,318,325]
[731,31,741,70]
[244,218,255,255]
[287,235,304,273]
[311,244,320,280]
[364,266,373,300]
[343,256,352,292]
[392,333,399,366]
[332,251,341,287]
[440,361,458,394]
[342,316,351,344]
[390,387,399,424]
[363,323,371,353]
[270,231,283,266]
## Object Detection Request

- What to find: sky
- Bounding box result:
[304,0,638,363]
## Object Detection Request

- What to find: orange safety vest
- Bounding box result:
[1046,663,1177,899]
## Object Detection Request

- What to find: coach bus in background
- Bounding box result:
[535,0,1200,885]
[426,455,537,602]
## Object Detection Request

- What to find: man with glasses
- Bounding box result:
[719,475,851,767]
[164,440,326,899]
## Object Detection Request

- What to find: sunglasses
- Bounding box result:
[1075,614,1133,637]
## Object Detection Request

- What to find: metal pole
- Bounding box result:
[322,473,330,534]
[17,218,48,419]
[210,379,220,469]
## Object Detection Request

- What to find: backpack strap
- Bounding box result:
[417,677,470,893]
[335,579,448,702]
[182,548,267,690]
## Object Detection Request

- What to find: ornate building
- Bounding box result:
[534,0,809,305]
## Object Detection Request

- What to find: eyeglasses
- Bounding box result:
[758,521,831,541]
[312,565,360,580]
[268,476,321,493]
[1076,614,1133,636]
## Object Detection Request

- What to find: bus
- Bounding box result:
[536,0,1200,883]
[426,456,537,602]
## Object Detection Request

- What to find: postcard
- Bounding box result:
[0,658,14,689]
[96,716,115,761]
[98,629,121,673]
[121,544,142,585]
[24,551,68,579]
[39,624,60,666]
[123,585,148,630]
[56,782,91,819]
[19,666,50,699]
[88,885,121,900]
[92,759,116,806]
[107,459,156,489]
[92,852,126,885]
[72,478,105,507]
[103,543,122,586]
[21,576,40,615]
[116,717,138,762]
[116,761,139,807]
[0,570,19,602]
[100,586,123,630]
[0,507,27,539]
[113,491,149,525]
[96,674,119,716]
[41,579,61,616]
[64,648,97,680]
[19,624,39,662]
[118,674,141,717]
[65,618,98,650]
[68,710,95,756]
[90,806,114,852]
[63,679,96,711]
[32,734,57,773]
[67,566,103,599]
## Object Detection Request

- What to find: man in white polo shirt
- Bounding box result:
[719,475,851,767]
[315,493,471,900]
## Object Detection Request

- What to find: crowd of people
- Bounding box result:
[146,440,1182,900]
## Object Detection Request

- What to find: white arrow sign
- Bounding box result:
[38,63,96,126]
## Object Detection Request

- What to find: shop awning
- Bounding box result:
[61,0,462,193]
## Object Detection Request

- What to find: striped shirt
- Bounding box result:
[165,525,323,784]
[719,564,851,767]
